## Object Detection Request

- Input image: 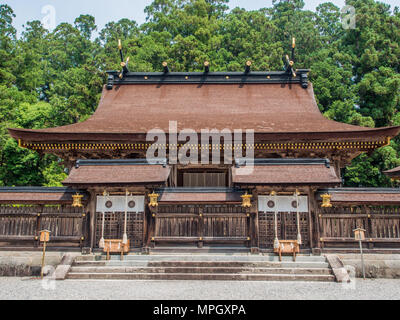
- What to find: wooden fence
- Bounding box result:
[0,205,89,250]
[317,205,400,249]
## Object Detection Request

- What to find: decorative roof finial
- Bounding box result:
[118,39,129,79]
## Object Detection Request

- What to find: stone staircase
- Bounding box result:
[67,253,336,282]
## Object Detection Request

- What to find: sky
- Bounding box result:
[4,0,399,37]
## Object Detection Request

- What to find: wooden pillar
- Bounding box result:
[198,206,204,248]
[142,193,149,252]
[35,205,43,248]
[147,205,157,249]
[88,190,97,252]
[364,205,374,249]
[246,208,251,248]
[250,189,259,254]
[306,187,315,250]
[311,188,322,255]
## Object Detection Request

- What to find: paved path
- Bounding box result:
[1,278,400,300]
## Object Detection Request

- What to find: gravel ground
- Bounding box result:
[0,278,399,300]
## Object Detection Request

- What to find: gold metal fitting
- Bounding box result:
[72,193,83,208]
[118,39,122,50]
[241,192,252,208]
[149,192,159,207]
[321,193,332,208]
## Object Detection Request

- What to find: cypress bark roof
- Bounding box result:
[317,188,400,204]
[232,159,341,186]
[63,160,170,186]
[8,81,400,144]
[384,166,400,178]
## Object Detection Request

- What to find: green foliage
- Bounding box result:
[0,0,399,187]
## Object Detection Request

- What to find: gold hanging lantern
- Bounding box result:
[148,192,159,207]
[72,193,83,207]
[241,192,252,208]
[321,193,332,208]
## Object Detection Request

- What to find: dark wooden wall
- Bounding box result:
[0,205,88,250]
[317,205,400,249]
[150,204,250,246]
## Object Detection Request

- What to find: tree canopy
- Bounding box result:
[0,0,399,187]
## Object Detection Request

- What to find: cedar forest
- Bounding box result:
[0,0,399,187]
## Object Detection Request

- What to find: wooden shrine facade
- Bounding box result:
[1,166,400,253]
[4,59,400,254]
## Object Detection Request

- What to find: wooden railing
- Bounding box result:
[0,205,88,250]
[317,206,400,249]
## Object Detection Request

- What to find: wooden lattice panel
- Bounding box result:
[258,212,309,248]
[95,212,144,248]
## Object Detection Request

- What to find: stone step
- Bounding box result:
[76,254,326,263]
[73,260,330,269]
[70,266,333,275]
[67,272,335,282]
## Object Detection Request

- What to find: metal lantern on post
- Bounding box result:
[72,193,83,208]
[148,192,159,208]
[321,193,332,208]
[241,192,252,208]
[354,227,366,279]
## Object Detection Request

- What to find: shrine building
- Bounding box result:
[2,44,400,257]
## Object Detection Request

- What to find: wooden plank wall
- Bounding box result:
[153,204,249,244]
[318,205,400,249]
[0,205,88,250]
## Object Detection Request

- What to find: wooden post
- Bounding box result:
[147,206,157,248]
[88,190,97,252]
[39,230,50,279]
[142,194,149,252]
[198,207,204,248]
[35,206,43,248]
[365,205,374,249]
[250,189,259,254]
[307,187,315,250]
[246,208,251,248]
[41,240,46,279]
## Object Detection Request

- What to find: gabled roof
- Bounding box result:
[62,159,170,187]
[384,166,400,179]
[317,188,400,205]
[0,187,88,204]
[232,159,341,187]
[8,71,400,150]
[156,187,244,203]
